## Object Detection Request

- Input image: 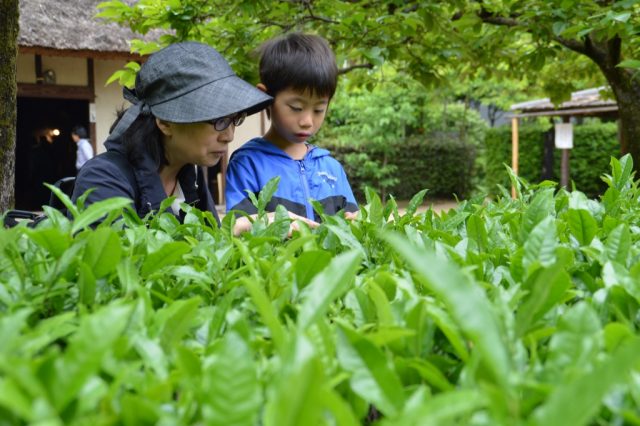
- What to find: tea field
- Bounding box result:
[1,156,640,425]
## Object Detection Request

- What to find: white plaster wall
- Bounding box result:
[94,59,131,154]
[16,53,35,82]
[228,110,268,158]
[42,56,88,85]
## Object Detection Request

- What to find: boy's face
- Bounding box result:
[269,88,329,144]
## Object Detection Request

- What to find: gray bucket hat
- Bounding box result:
[109,41,272,140]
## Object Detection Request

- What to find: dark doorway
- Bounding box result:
[15,98,89,210]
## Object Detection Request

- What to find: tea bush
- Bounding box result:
[1,156,640,425]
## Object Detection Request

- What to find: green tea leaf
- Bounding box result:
[384,387,486,426]
[82,227,122,278]
[71,197,132,233]
[516,263,571,336]
[384,233,511,389]
[78,262,97,306]
[405,189,428,217]
[140,241,191,277]
[336,324,406,417]
[523,216,557,271]
[156,297,201,350]
[466,213,488,252]
[604,223,630,265]
[202,332,261,426]
[295,250,333,291]
[26,228,71,259]
[50,303,133,411]
[264,335,326,426]
[298,250,361,329]
[520,188,555,240]
[567,209,597,246]
[531,337,640,426]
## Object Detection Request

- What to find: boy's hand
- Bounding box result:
[344,211,359,220]
[232,211,319,236]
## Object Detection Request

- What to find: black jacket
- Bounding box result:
[71,139,220,225]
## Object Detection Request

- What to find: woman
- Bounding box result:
[72,42,316,234]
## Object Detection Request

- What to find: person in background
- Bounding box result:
[72,41,317,234]
[225,33,358,221]
[71,125,93,171]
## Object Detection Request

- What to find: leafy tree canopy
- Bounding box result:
[97,0,632,98]
[97,0,640,165]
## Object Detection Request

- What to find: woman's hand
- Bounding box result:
[232,211,319,236]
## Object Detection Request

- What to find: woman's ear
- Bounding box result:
[155,118,172,136]
[257,83,268,93]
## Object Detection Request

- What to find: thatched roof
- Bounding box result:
[18,0,167,59]
[510,87,618,118]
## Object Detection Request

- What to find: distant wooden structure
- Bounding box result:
[508,87,619,197]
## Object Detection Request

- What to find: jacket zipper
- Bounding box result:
[298,160,314,219]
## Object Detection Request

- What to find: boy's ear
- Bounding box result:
[257,83,268,93]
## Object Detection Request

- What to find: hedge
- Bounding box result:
[485,121,620,197]
[321,134,476,201]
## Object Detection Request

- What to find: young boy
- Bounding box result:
[225,33,358,221]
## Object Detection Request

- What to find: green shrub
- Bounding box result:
[321,135,476,200]
[319,74,486,200]
[484,122,547,194]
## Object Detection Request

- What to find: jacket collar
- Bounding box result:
[235,137,331,160]
[105,138,200,216]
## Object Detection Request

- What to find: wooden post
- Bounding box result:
[560,149,570,189]
[511,117,519,198]
[559,116,571,189]
[87,59,97,154]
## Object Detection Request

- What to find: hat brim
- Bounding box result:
[150,74,272,123]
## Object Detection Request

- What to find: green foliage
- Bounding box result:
[484,120,620,197]
[325,136,476,201]
[93,0,640,174]
[95,0,631,103]
[3,156,640,424]
[318,77,485,200]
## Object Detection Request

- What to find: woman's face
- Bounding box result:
[158,119,234,168]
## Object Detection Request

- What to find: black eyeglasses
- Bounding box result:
[207,112,247,131]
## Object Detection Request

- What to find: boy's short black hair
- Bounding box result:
[72,125,88,138]
[259,33,338,98]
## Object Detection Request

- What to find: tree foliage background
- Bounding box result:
[98,0,640,167]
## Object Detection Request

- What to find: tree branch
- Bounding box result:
[304,3,339,25]
[552,35,588,55]
[338,63,374,75]
[475,5,592,59]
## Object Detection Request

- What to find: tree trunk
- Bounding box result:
[0,0,19,213]
[581,36,640,169]
[609,81,640,162]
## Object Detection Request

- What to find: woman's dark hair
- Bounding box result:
[258,33,338,98]
[109,108,167,171]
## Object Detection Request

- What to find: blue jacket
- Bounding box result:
[72,138,219,224]
[225,137,357,220]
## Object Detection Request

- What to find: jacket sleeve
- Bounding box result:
[337,164,359,212]
[225,153,259,214]
[71,153,137,209]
